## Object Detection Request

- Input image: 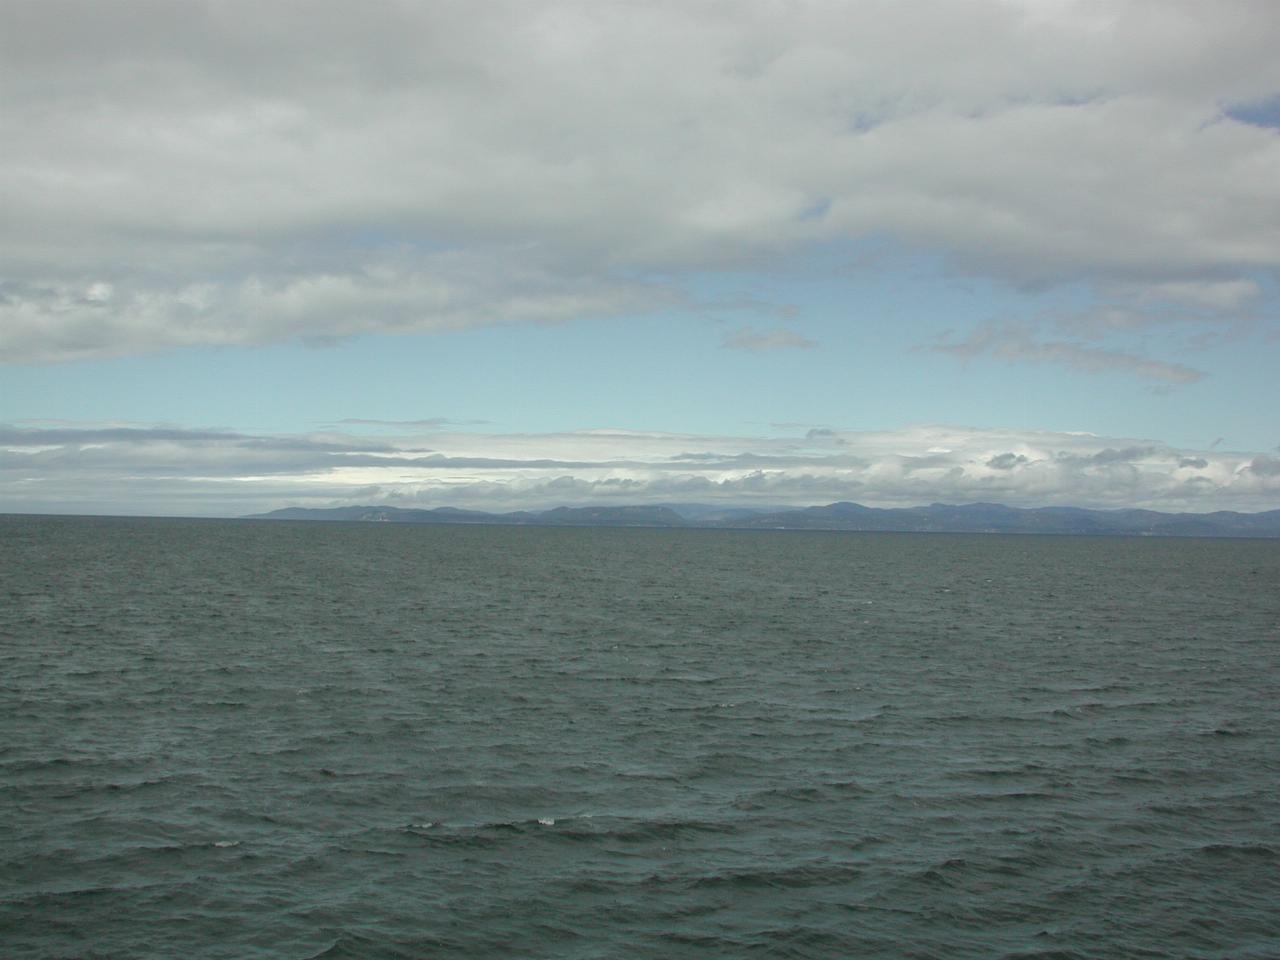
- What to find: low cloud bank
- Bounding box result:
[2,422,1277,517]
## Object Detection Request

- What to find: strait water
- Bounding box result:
[2,515,1278,959]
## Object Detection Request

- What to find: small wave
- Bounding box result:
[901,790,1056,807]
[945,765,1046,781]
[1,755,103,774]
[732,779,871,810]
[900,857,973,889]
[651,859,863,891]
[1196,842,1275,859]
[401,827,494,848]
[1204,723,1250,737]
[302,932,423,960]
[555,815,737,845]
[660,926,857,952]
[612,769,682,782]
[655,932,746,949]
[403,814,738,848]
[1084,735,1131,746]
[400,815,569,844]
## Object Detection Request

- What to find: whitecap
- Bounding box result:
[213,840,240,848]
[537,817,555,826]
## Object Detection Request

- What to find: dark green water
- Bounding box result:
[2,515,1278,959]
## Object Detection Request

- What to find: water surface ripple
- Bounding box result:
[2,516,1278,958]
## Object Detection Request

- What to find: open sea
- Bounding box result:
[2,514,1278,959]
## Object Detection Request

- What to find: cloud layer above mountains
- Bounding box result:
[3,0,1278,364]
[4,422,1277,517]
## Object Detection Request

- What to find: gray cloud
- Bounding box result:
[721,327,818,352]
[932,323,1205,385]
[1085,446,1160,465]
[0,260,672,363]
[987,453,1029,470]
[1247,456,1280,477]
[1047,279,1265,348]
[0,426,640,476]
[2,1,1278,363]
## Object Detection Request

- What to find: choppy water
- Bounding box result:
[2,515,1278,959]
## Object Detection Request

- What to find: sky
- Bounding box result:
[2,0,1279,517]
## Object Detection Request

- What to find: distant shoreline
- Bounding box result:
[6,505,1280,538]
[236,501,1280,538]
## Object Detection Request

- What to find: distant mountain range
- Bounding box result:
[247,502,1280,537]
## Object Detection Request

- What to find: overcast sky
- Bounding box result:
[3,0,1278,516]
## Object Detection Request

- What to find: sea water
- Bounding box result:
[2,515,1278,958]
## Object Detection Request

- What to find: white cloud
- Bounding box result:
[2,1,1278,362]
[3,420,1277,515]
